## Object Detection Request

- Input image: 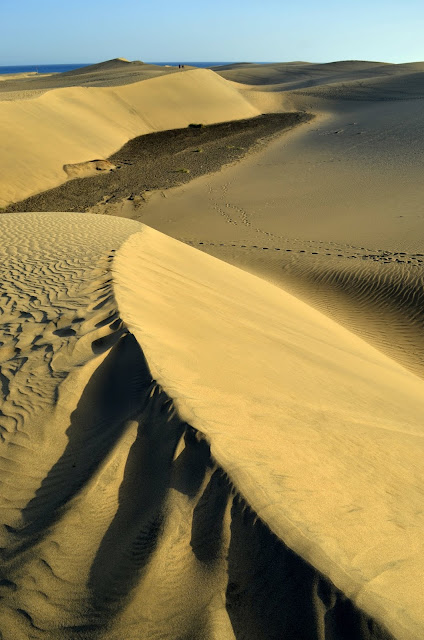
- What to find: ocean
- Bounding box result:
[0,64,90,75]
[0,62,238,75]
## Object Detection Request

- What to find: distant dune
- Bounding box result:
[214,60,390,86]
[60,57,133,74]
[136,58,424,379]
[209,60,424,112]
[0,67,259,207]
[3,58,424,207]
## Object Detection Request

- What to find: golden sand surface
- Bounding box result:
[135,61,424,379]
[1,213,423,640]
[1,59,424,639]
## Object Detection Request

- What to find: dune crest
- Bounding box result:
[114,223,424,640]
[2,213,422,639]
[0,69,259,207]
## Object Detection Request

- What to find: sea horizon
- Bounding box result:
[0,62,252,75]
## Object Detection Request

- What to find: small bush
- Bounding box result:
[188,123,203,129]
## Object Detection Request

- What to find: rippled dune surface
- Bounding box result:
[0,213,423,640]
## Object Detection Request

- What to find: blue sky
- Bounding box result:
[1,0,423,64]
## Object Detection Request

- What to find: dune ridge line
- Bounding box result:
[112,223,424,640]
[0,68,261,208]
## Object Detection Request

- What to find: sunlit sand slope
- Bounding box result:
[115,225,424,640]
[0,69,259,207]
[2,213,423,639]
[137,61,424,382]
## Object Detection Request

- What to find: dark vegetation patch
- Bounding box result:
[3,112,312,214]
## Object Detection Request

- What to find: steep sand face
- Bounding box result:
[0,69,259,207]
[0,213,423,639]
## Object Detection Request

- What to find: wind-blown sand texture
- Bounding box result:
[1,59,424,639]
[1,212,423,640]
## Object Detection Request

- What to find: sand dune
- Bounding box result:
[7,58,423,209]
[137,62,424,378]
[178,243,424,381]
[214,60,424,111]
[215,60,424,90]
[214,60,387,90]
[60,57,132,74]
[1,212,423,640]
[2,58,424,639]
[0,58,178,94]
[293,70,424,101]
[0,68,259,207]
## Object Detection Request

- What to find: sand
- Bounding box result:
[0,212,423,640]
[4,113,309,215]
[0,61,259,207]
[135,61,424,379]
[1,59,424,639]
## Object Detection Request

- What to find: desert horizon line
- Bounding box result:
[2,57,424,67]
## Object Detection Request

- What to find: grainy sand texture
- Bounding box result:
[1,59,424,640]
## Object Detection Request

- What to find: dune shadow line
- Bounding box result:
[225,496,396,640]
[5,332,151,558]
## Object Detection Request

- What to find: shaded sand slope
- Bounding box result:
[1,213,423,638]
[0,68,259,207]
